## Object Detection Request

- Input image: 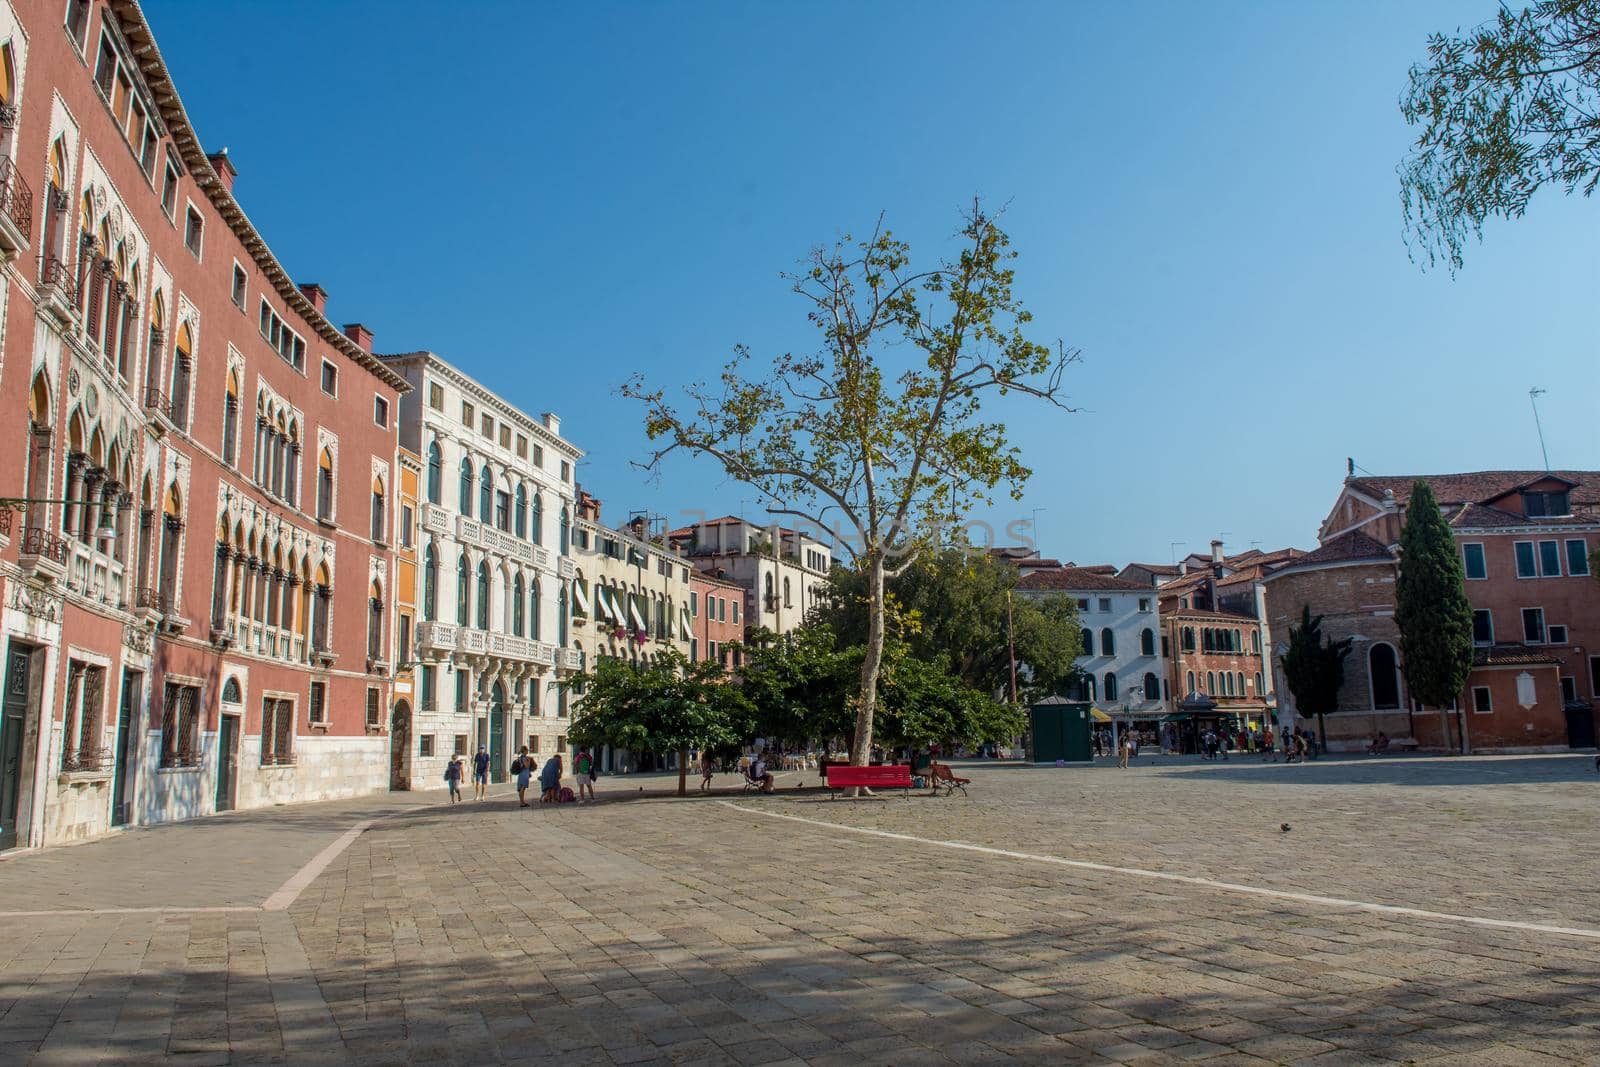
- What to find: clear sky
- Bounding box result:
[144,0,1597,567]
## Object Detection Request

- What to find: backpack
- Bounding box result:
[558,786,575,803]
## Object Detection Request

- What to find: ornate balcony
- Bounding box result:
[38,256,80,324]
[420,502,450,536]
[0,157,32,261]
[143,385,172,426]
[19,526,68,582]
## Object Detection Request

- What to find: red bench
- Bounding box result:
[824,764,913,797]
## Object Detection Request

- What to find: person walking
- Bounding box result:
[1262,726,1277,762]
[1117,733,1131,769]
[574,748,596,802]
[539,753,563,803]
[472,745,491,800]
[444,754,465,803]
[513,746,533,807]
[700,751,716,791]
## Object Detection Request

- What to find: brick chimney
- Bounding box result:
[343,323,373,353]
[207,148,238,195]
[299,283,328,315]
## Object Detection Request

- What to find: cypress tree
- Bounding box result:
[1394,480,1475,751]
[1282,605,1351,752]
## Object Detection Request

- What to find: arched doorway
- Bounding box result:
[489,682,506,783]
[390,700,412,790]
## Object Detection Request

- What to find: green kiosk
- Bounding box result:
[1029,695,1093,764]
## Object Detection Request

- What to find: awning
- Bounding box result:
[593,587,613,622]
[679,607,693,640]
[627,598,646,631]
[1090,708,1112,723]
[573,581,591,617]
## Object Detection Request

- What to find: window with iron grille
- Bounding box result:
[366,687,380,728]
[160,683,201,767]
[261,697,294,764]
[308,681,326,725]
[61,661,106,772]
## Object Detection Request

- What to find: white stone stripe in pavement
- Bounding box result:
[719,800,1600,943]
[0,905,258,917]
[261,818,373,911]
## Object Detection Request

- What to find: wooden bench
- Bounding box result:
[928,763,970,797]
[824,764,912,798]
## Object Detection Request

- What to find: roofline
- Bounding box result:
[113,3,411,394]
[379,351,583,460]
[1260,555,1394,582]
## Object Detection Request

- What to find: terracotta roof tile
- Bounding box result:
[1016,567,1153,592]
[1348,471,1600,508]
[1474,645,1562,667]
[1267,531,1393,573]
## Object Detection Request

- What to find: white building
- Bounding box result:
[382,352,582,786]
[1015,567,1167,718]
[667,516,833,636]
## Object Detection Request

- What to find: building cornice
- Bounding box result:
[381,352,582,460]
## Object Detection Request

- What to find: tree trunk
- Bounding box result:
[851,552,886,767]
[1317,712,1327,758]
[1438,706,1452,754]
[677,748,688,797]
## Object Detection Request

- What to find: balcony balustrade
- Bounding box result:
[0,157,33,260]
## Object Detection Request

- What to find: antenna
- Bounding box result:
[1169,541,1186,563]
[1529,387,1551,471]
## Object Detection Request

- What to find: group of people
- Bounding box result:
[442,746,598,805]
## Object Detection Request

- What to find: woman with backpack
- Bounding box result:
[512,746,533,807]
[539,754,563,803]
[574,748,596,802]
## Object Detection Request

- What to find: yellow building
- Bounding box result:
[389,447,422,787]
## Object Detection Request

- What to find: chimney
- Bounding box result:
[207,148,238,195]
[543,412,561,436]
[1179,559,1188,576]
[343,323,373,353]
[299,283,328,315]
[1210,539,1224,564]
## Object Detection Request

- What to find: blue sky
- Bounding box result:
[145,1,1596,567]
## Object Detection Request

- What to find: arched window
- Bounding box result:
[145,291,165,403]
[559,505,570,554]
[1143,672,1159,703]
[370,476,386,543]
[1080,627,1094,657]
[368,580,384,661]
[475,561,489,629]
[512,573,525,636]
[1254,671,1263,693]
[1103,673,1118,702]
[478,463,492,522]
[458,457,474,516]
[558,585,569,645]
[1140,627,1155,656]
[316,448,334,521]
[222,369,240,467]
[530,578,541,641]
[1100,628,1115,657]
[1233,629,1242,652]
[1252,630,1261,654]
[1370,643,1400,710]
[1186,670,1195,694]
[170,322,193,431]
[1084,673,1096,702]
[456,554,470,625]
[41,139,67,267]
[1223,672,1233,696]
[515,484,527,538]
[426,441,441,504]
[422,543,437,621]
[312,561,332,653]
[530,491,543,545]
[1182,626,1195,652]
[25,372,53,535]
[221,677,241,704]
[1206,671,1215,694]
[158,483,183,611]
[783,576,792,607]
[764,572,774,606]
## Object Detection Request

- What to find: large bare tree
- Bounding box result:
[624,203,1075,764]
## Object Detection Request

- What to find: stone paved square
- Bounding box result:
[0,755,1597,1064]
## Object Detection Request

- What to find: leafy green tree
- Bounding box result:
[625,204,1074,764]
[738,626,857,747]
[1401,0,1600,270]
[875,647,1027,751]
[1395,480,1476,751]
[1281,606,1353,749]
[567,650,751,796]
[818,544,1082,700]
